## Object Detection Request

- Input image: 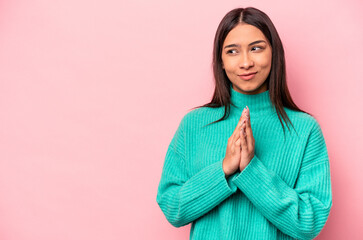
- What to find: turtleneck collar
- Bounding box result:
[229,84,275,117]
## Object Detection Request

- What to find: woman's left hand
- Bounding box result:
[239,106,255,171]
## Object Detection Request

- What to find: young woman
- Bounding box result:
[156,7,332,240]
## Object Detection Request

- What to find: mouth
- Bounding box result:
[238,72,257,80]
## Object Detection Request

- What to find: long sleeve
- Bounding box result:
[156,117,237,227]
[231,119,332,240]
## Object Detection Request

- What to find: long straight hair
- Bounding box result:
[193,7,310,134]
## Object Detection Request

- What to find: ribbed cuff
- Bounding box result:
[212,158,238,195]
[176,158,238,224]
[231,155,269,199]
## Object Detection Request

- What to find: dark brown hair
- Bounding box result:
[192,7,310,134]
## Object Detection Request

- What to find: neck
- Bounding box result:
[229,84,275,117]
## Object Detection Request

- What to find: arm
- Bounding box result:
[232,120,333,240]
[156,117,237,227]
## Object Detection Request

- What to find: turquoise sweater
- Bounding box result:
[156,86,332,240]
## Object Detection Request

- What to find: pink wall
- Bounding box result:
[0,0,362,239]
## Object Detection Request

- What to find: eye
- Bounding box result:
[226,49,238,55]
[251,46,264,52]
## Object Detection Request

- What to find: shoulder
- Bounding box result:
[285,108,320,127]
[283,108,324,137]
[180,106,225,128]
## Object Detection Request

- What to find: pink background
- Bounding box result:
[0,0,362,239]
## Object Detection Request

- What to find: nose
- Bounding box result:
[239,52,254,69]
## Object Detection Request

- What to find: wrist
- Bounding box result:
[222,160,233,178]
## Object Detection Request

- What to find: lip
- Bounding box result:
[238,72,257,80]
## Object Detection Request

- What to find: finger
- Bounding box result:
[245,106,250,121]
[235,138,241,151]
[239,107,247,124]
[236,107,247,128]
[240,123,248,151]
[231,108,247,142]
[232,135,242,152]
[245,110,254,150]
[232,118,246,143]
[238,130,243,150]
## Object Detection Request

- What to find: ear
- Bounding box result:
[222,62,225,69]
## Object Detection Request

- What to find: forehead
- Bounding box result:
[223,24,268,46]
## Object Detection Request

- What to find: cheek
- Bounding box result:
[257,54,272,69]
[222,58,238,72]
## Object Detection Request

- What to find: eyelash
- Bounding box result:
[226,46,264,54]
[227,49,238,54]
[251,46,263,51]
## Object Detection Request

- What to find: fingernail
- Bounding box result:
[246,106,250,118]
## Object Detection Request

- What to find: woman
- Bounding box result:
[156,7,332,240]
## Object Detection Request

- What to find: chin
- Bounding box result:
[234,82,266,94]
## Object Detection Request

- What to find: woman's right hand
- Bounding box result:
[222,108,247,177]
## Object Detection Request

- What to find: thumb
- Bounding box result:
[240,125,248,151]
[235,138,241,150]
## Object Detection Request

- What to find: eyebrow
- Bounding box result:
[224,40,267,49]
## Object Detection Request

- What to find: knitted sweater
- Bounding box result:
[156,85,332,240]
